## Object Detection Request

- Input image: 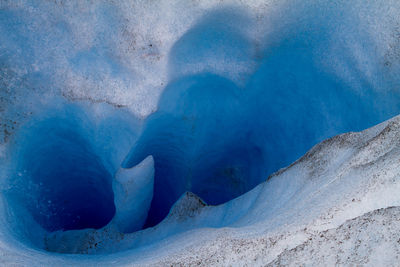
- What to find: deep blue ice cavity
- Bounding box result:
[8,106,116,232]
[123,74,264,227]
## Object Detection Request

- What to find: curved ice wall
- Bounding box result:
[0,0,400,254]
[2,101,140,248]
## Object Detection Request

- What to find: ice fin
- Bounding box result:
[112,155,155,233]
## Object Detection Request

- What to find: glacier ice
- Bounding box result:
[0,0,400,265]
[168,8,256,85]
[123,73,264,227]
[113,156,154,233]
[2,101,140,250]
[9,110,115,232]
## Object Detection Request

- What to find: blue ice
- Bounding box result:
[0,0,400,257]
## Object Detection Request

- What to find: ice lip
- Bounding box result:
[112,155,155,233]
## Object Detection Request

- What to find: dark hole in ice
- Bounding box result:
[11,117,115,232]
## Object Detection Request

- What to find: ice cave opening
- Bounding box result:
[6,112,116,235]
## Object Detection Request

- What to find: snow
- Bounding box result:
[1,0,400,265]
[270,207,400,266]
